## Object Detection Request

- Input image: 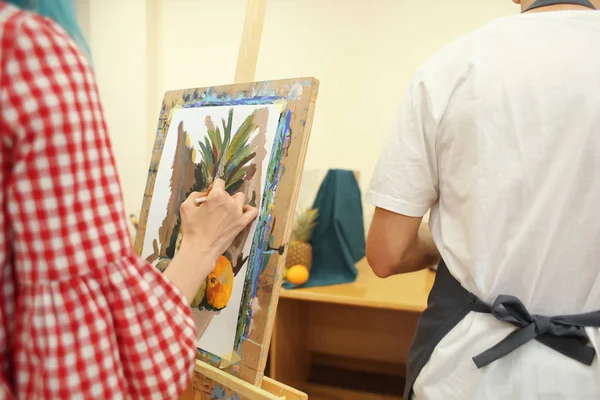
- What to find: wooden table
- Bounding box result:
[269,259,435,400]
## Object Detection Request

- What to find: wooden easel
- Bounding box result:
[180,0,308,398]
[181,360,306,400]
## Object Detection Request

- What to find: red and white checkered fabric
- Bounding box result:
[0,4,196,399]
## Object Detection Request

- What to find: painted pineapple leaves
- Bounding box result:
[198,138,214,187]
[225,112,258,193]
[216,109,233,179]
[197,108,258,194]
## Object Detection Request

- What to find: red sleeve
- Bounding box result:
[0,9,196,399]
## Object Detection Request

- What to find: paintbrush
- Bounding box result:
[194,183,214,206]
[194,196,207,206]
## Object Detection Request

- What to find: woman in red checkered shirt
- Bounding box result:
[0,1,258,398]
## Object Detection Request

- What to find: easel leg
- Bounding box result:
[234,0,268,84]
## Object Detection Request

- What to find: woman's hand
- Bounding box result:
[179,178,259,259]
[165,179,258,303]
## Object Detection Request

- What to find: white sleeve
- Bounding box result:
[365,74,439,217]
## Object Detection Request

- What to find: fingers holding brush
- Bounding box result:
[194,196,207,206]
[232,192,246,210]
[193,178,224,205]
[209,178,225,196]
[178,179,259,257]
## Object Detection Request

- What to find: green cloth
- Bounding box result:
[285,169,365,289]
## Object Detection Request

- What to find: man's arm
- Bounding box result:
[365,70,440,277]
[367,207,440,278]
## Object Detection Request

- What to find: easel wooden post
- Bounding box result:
[180,0,308,398]
[234,0,268,84]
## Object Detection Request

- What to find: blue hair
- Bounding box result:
[6,0,93,63]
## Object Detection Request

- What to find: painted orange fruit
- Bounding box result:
[286,265,309,286]
[206,255,234,310]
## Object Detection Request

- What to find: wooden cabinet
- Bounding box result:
[269,259,435,399]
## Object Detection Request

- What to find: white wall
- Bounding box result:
[77,0,518,228]
[75,0,149,233]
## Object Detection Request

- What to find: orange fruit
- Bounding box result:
[206,255,234,310]
[286,265,309,286]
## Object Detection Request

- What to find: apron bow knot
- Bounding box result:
[490,295,552,334]
[473,294,600,368]
[404,260,600,400]
[533,315,551,335]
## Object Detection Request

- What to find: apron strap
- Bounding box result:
[524,0,596,12]
[472,295,600,368]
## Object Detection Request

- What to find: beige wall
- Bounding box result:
[75,0,149,232]
[76,0,518,228]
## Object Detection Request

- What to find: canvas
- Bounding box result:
[134,78,319,387]
[141,104,281,356]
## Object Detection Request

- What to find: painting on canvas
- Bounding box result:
[141,104,282,356]
[134,78,319,380]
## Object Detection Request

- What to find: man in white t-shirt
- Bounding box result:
[365,0,600,399]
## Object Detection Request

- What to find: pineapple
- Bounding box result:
[286,208,319,270]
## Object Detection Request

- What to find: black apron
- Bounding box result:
[404,260,600,399]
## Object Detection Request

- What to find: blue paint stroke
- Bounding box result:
[181,85,286,108]
[184,95,283,108]
[201,352,222,365]
[233,108,293,348]
[211,384,241,400]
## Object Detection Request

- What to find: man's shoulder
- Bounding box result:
[418,16,515,81]
[406,16,518,120]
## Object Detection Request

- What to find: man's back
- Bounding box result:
[429,10,600,317]
[425,10,600,398]
[368,9,600,399]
